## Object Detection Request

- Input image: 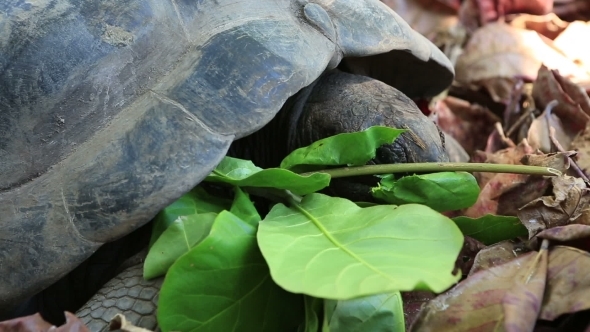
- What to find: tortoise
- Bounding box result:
[0,0,453,324]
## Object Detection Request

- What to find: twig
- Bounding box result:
[495,122,516,147]
[549,126,590,183]
[300,162,561,179]
[505,107,535,138]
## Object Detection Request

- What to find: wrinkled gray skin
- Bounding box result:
[0,0,452,318]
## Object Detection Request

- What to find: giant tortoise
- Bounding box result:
[0,0,454,324]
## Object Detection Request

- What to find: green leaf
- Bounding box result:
[205,156,330,196]
[150,187,231,246]
[144,212,217,279]
[453,215,528,245]
[299,296,323,332]
[324,292,405,332]
[258,194,463,299]
[372,172,479,212]
[280,126,405,172]
[158,211,304,332]
[230,187,261,226]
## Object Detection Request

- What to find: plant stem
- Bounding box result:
[300,163,561,179]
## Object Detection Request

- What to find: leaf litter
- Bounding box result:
[381,1,590,329]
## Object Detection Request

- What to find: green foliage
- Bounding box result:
[372,172,479,212]
[300,296,324,332]
[158,211,304,332]
[144,212,216,279]
[452,215,528,245]
[149,187,231,246]
[324,293,405,332]
[258,194,463,298]
[280,126,404,172]
[149,125,533,331]
[206,156,331,195]
[229,187,261,226]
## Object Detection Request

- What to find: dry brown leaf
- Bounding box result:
[496,176,552,216]
[0,312,89,332]
[540,246,590,321]
[477,77,522,104]
[571,121,590,173]
[411,248,547,332]
[465,173,525,217]
[537,224,590,242]
[466,141,550,217]
[456,236,487,276]
[521,152,572,173]
[510,13,569,40]
[468,240,530,276]
[503,241,548,332]
[475,139,536,187]
[517,175,590,238]
[456,23,587,98]
[533,66,590,136]
[527,107,571,153]
[433,96,501,156]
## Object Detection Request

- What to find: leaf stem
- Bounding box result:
[300,163,561,179]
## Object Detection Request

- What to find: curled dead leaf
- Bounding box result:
[517,175,590,238]
[533,66,590,135]
[468,240,531,276]
[527,102,572,153]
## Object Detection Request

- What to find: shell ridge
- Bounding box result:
[148,90,218,136]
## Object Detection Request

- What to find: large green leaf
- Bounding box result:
[324,293,405,332]
[150,186,231,245]
[280,126,404,172]
[453,215,528,245]
[258,194,463,299]
[372,172,479,212]
[205,156,330,195]
[144,212,217,280]
[158,211,304,332]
